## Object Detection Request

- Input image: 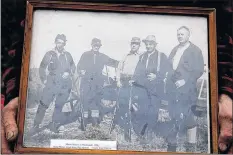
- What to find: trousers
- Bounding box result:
[34,75,72,126]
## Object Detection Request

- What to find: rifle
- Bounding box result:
[127,85,133,141]
[79,88,86,131]
[109,87,120,134]
[74,74,86,131]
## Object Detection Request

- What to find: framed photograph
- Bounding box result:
[15,0,218,154]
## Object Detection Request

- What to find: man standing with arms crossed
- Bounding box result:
[165,26,205,152]
[115,37,141,142]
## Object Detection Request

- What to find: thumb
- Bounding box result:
[2,97,19,142]
[218,125,233,153]
[218,118,233,153]
[218,95,233,153]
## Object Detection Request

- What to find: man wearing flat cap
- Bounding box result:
[130,35,169,139]
[34,34,76,132]
[165,26,205,152]
[77,38,119,128]
[115,37,141,142]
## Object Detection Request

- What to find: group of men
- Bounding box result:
[114,26,204,153]
[33,34,119,131]
[33,25,205,152]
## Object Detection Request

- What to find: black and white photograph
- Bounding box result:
[23,9,210,153]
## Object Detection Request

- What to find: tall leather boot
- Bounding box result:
[91,117,98,127]
[124,129,131,142]
[33,102,47,128]
[124,124,131,142]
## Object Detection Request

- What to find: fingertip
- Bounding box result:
[219,143,227,151]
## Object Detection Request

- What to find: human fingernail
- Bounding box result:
[219,143,227,151]
[6,131,14,140]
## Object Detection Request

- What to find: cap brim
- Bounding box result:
[92,43,102,46]
[131,41,140,44]
[56,38,67,42]
[142,39,157,43]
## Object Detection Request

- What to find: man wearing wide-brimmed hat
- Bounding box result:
[77,37,119,128]
[130,35,169,139]
[34,34,76,133]
[115,37,141,142]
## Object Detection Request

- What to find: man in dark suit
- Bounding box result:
[130,35,169,139]
[165,26,205,152]
[77,38,119,127]
[34,34,76,132]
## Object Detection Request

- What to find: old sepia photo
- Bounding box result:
[17,2,218,154]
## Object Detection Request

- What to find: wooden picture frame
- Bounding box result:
[15,0,218,154]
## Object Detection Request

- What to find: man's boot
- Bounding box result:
[124,128,131,142]
[167,143,177,152]
[186,126,197,152]
[91,117,96,127]
[79,117,87,131]
[97,112,103,125]
[33,102,47,129]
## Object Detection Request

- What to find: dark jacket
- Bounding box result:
[132,50,169,95]
[168,42,204,83]
[77,50,119,80]
[39,50,76,83]
[167,42,204,94]
[167,43,204,103]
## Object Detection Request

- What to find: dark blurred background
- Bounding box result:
[1,0,232,152]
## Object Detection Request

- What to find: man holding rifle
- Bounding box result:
[113,37,141,142]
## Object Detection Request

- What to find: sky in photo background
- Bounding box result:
[30,10,208,79]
